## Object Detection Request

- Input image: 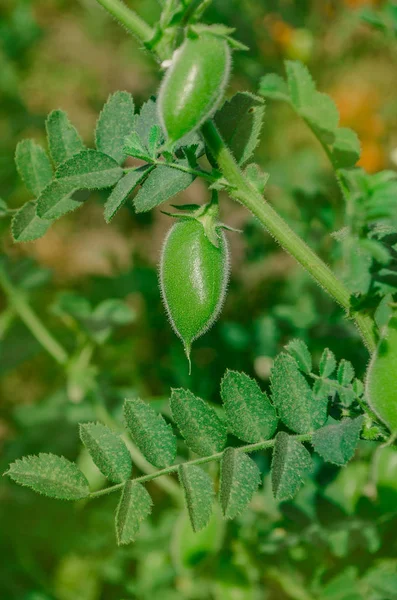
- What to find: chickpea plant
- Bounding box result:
[3,0,397,546]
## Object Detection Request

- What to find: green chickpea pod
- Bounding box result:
[159,200,230,370]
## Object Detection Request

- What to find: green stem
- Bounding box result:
[124,161,217,183]
[95,0,153,44]
[201,121,376,353]
[88,433,312,500]
[0,265,69,365]
[93,0,376,352]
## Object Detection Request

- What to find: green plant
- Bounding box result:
[2,0,397,555]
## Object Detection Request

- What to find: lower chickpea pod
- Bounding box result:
[159,198,231,371]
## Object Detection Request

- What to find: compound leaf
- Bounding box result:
[115,481,152,545]
[104,165,152,223]
[123,398,176,468]
[214,92,265,165]
[79,422,132,483]
[170,388,227,456]
[12,201,52,243]
[55,149,123,189]
[15,139,53,197]
[219,448,261,519]
[271,352,328,433]
[312,416,364,466]
[46,109,84,167]
[5,453,89,500]
[220,370,278,443]
[178,464,214,532]
[271,432,312,501]
[134,162,195,213]
[95,91,135,164]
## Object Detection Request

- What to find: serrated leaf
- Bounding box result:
[79,422,132,483]
[12,201,52,242]
[319,348,337,378]
[331,127,361,168]
[170,389,227,456]
[55,149,123,188]
[285,339,312,373]
[271,432,312,501]
[95,91,135,164]
[134,97,160,151]
[271,353,328,433]
[178,464,214,532]
[15,139,53,196]
[123,398,176,468]
[244,163,269,194]
[104,165,152,223]
[337,359,355,385]
[312,417,364,466]
[259,73,291,102]
[5,453,89,500]
[285,60,339,144]
[220,370,278,443]
[115,481,152,545]
[36,180,83,220]
[285,60,316,109]
[214,92,265,165]
[219,448,261,519]
[133,162,195,213]
[45,109,84,167]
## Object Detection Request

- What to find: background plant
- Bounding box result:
[1,1,397,599]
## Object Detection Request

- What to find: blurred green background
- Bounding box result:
[1,0,397,598]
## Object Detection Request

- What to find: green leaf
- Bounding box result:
[104,165,152,223]
[12,201,52,243]
[79,422,132,483]
[133,97,160,151]
[285,60,339,144]
[5,453,90,500]
[285,60,316,109]
[178,464,214,532]
[219,448,261,519]
[45,109,84,167]
[312,417,364,466]
[244,163,269,194]
[55,149,123,189]
[123,398,176,468]
[337,359,355,385]
[95,91,135,164]
[170,388,227,456]
[214,92,265,165]
[36,180,83,220]
[259,73,291,103]
[285,339,312,374]
[319,348,337,378]
[220,370,278,443]
[133,162,195,213]
[15,139,53,196]
[115,481,152,545]
[270,352,328,433]
[271,432,312,501]
[330,127,361,169]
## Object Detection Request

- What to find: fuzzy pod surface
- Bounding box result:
[158,33,231,143]
[159,219,229,359]
[366,317,397,433]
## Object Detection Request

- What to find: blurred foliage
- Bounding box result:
[1,0,397,598]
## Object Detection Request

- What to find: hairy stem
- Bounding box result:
[89,432,313,499]
[93,0,377,353]
[95,0,153,44]
[0,265,69,365]
[201,121,376,352]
